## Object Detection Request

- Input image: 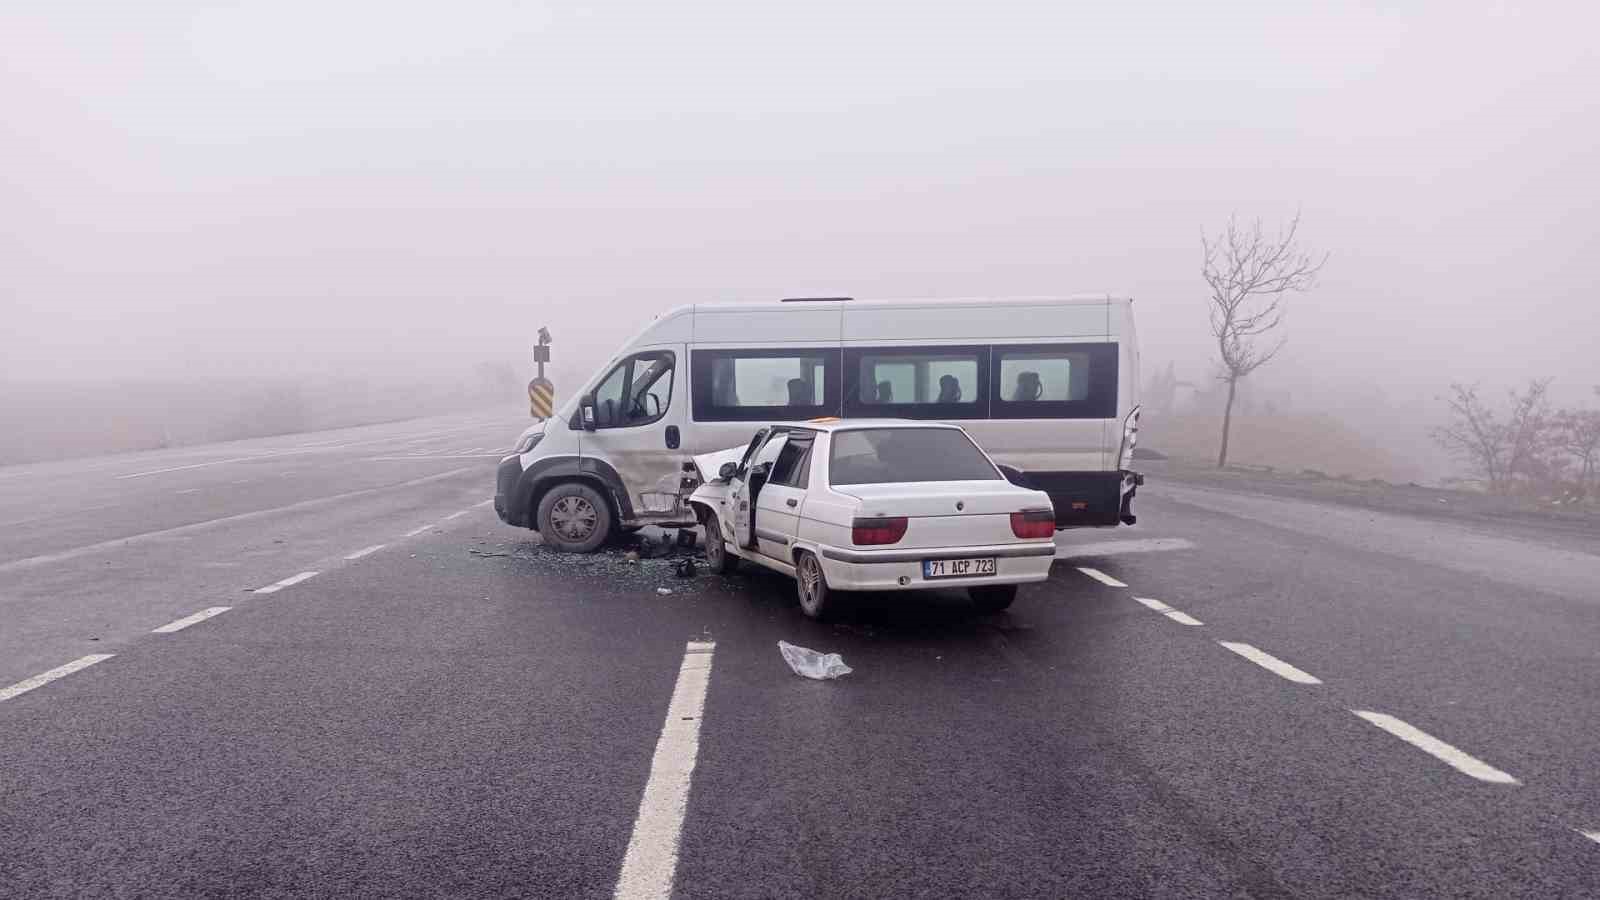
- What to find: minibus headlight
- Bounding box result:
[513,432,544,455]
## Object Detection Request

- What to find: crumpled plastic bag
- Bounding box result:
[778,641,853,680]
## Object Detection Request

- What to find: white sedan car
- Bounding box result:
[688,420,1058,619]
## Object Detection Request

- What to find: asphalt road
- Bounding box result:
[3,411,1599,898]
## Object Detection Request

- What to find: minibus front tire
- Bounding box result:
[536,482,613,553]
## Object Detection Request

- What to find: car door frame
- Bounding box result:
[752,431,814,561]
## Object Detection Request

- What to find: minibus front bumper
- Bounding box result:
[494,455,527,527]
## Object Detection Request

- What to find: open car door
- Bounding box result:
[732,431,787,549]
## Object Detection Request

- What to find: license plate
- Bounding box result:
[922,557,996,579]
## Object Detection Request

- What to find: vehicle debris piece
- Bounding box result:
[778,641,852,680]
[656,587,673,595]
[673,558,697,578]
[468,549,511,559]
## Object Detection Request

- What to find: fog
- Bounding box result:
[3,2,1597,469]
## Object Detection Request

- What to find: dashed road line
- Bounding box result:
[1219,641,1323,684]
[613,641,716,900]
[343,544,386,560]
[443,510,470,520]
[404,524,434,538]
[1577,830,1600,846]
[152,607,231,633]
[1132,597,1204,626]
[0,655,115,703]
[253,571,318,594]
[176,488,201,495]
[1076,567,1127,588]
[1351,710,1520,785]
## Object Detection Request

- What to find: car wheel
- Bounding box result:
[795,552,836,620]
[969,584,1017,613]
[536,483,613,553]
[700,510,737,574]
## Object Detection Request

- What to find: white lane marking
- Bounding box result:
[0,654,115,702]
[474,498,494,507]
[1351,710,1520,785]
[1056,537,1196,559]
[404,524,434,537]
[365,454,506,461]
[0,467,476,574]
[613,641,716,900]
[153,606,232,633]
[1076,567,1127,588]
[1219,641,1323,684]
[1577,829,1600,846]
[343,544,386,560]
[253,571,318,594]
[176,488,201,495]
[118,455,268,479]
[1132,597,1203,626]
[443,510,470,520]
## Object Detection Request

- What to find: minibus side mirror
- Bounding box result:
[579,395,598,432]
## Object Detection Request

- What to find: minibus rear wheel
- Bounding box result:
[536,482,613,553]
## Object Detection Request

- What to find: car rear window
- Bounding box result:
[828,428,1001,486]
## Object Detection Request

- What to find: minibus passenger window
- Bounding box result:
[988,343,1117,419]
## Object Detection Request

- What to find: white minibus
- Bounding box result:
[494,296,1142,552]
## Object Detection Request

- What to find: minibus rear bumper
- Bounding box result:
[1017,470,1142,528]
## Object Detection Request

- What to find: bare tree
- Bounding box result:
[1431,383,1508,491]
[1202,213,1327,467]
[1430,378,1555,494]
[1554,389,1600,501]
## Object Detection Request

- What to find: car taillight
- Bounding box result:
[851,516,908,545]
[1010,509,1055,539]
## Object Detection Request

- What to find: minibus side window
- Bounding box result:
[989,343,1118,420]
[592,351,675,429]
[691,349,841,422]
[843,346,989,419]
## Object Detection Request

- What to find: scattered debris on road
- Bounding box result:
[467,549,511,559]
[656,587,673,595]
[778,641,853,680]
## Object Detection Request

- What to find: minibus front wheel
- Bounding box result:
[536,482,614,553]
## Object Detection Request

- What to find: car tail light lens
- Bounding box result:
[1010,509,1055,539]
[851,516,908,545]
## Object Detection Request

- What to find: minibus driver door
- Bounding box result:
[575,346,689,523]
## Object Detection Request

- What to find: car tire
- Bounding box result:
[700,510,737,574]
[536,482,613,553]
[969,584,1017,613]
[795,551,836,620]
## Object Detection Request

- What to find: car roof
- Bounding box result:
[770,418,965,434]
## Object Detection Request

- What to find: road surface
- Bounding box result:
[3,409,1599,898]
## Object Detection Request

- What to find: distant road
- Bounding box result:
[3,415,1600,897]
[0,407,523,684]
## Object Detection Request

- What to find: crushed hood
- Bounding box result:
[692,445,746,483]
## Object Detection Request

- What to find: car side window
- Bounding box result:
[769,437,814,489]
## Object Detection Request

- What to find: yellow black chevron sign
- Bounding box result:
[528,378,555,419]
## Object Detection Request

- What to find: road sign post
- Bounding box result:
[530,326,555,419]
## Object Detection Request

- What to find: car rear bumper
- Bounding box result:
[817,541,1056,591]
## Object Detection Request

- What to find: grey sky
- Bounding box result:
[3,1,1596,394]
